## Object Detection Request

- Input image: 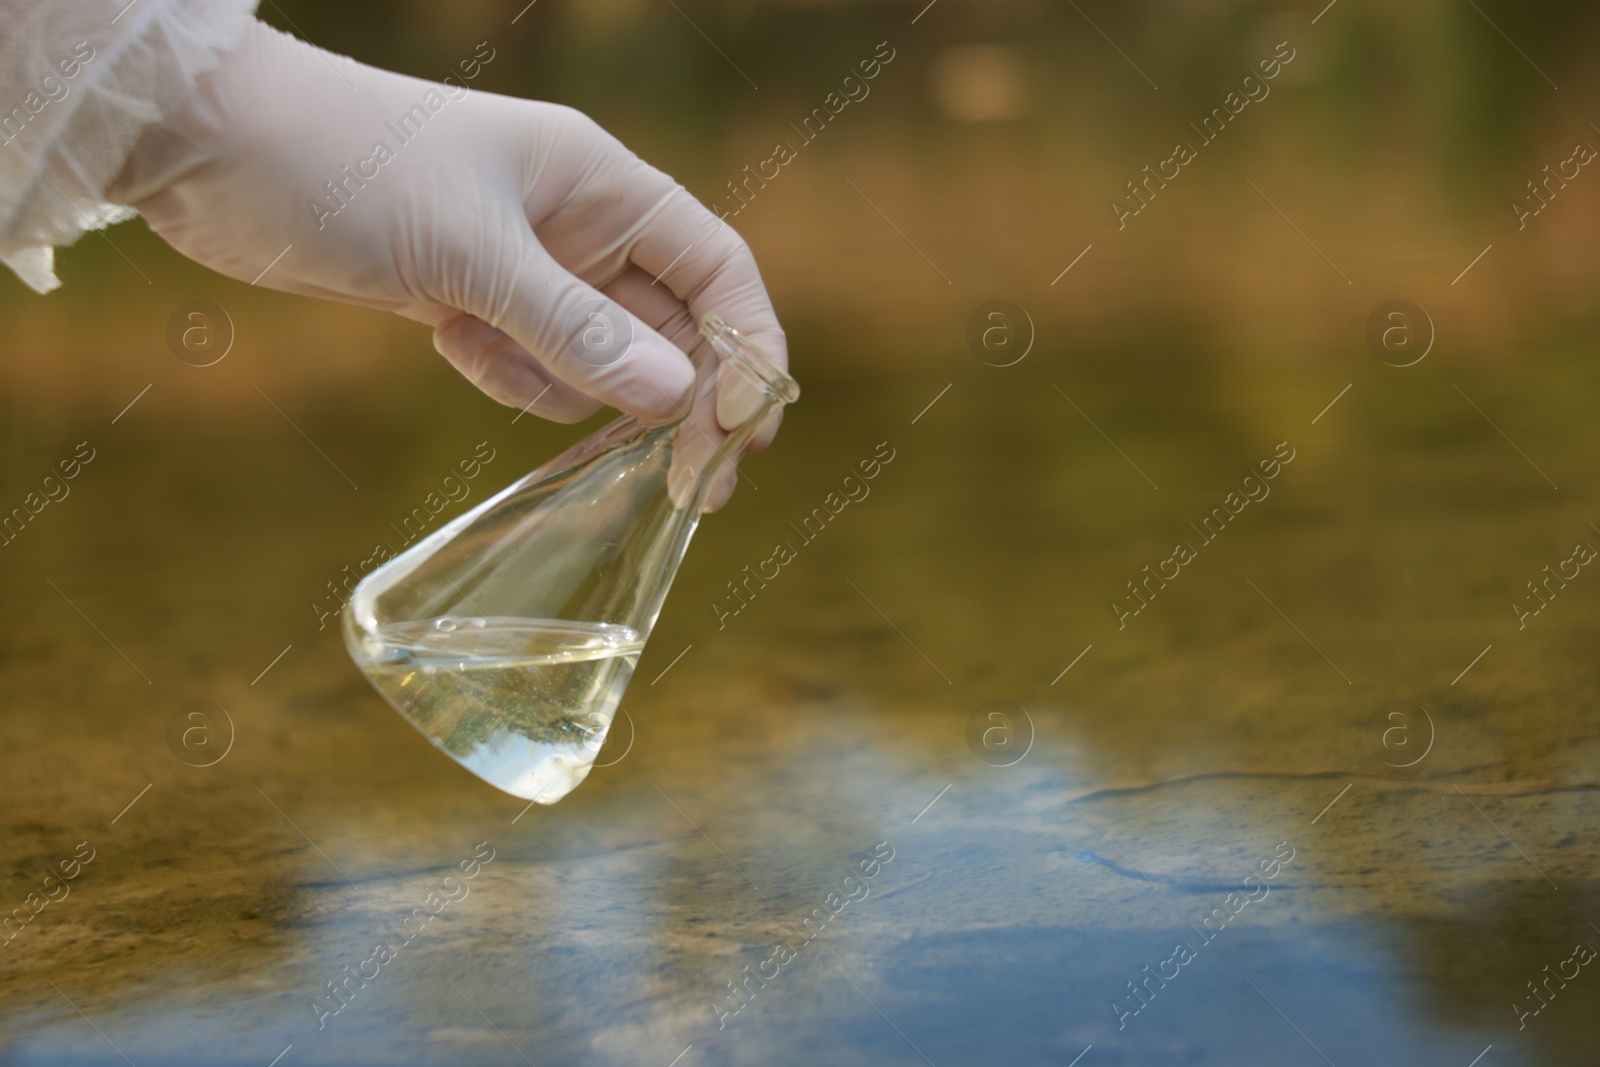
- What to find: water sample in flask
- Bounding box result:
[343,315,797,805]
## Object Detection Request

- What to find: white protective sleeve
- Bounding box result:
[0,0,258,292]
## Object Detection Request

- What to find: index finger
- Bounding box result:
[626,187,789,377]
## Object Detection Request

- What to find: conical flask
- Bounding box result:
[343,314,798,804]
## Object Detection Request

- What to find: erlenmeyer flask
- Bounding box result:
[343,314,798,804]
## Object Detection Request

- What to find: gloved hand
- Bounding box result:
[110,19,786,511]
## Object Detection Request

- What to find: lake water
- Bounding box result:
[1,322,1596,1066]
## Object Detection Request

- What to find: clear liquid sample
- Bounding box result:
[342,317,797,804]
[349,616,643,804]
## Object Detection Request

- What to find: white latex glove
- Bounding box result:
[110,20,786,511]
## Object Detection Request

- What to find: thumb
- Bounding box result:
[466,224,696,422]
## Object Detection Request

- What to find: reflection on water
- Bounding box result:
[1,324,1598,1065]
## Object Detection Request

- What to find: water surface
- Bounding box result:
[2,330,1597,1066]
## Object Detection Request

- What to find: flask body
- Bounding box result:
[343,316,797,803]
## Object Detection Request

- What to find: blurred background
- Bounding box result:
[3,1,1600,1065]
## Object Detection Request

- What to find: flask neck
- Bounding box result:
[698,313,800,418]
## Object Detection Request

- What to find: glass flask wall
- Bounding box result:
[342,315,797,805]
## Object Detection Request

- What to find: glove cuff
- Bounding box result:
[0,0,260,293]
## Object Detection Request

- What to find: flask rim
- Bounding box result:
[699,314,800,406]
